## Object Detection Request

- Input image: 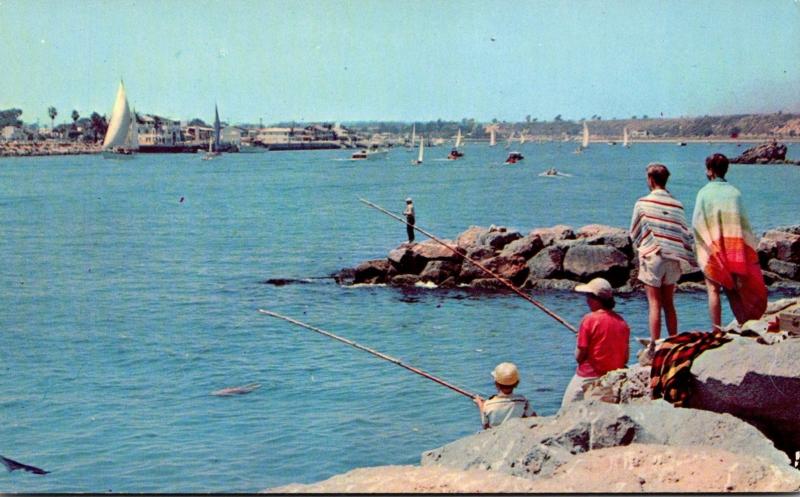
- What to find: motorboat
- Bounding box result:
[351,148,388,160]
[505,151,524,164]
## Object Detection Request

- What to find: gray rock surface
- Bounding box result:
[525,245,565,280]
[420,400,789,479]
[687,336,800,457]
[563,244,630,285]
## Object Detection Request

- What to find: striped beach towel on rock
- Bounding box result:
[650,330,732,407]
[692,179,767,323]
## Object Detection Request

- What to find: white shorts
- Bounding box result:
[638,252,681,288]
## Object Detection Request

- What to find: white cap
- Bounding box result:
[575,277,614,301]
[491,362,520,386]
[405,197,413,203]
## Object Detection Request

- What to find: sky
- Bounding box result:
[2,0,799,126]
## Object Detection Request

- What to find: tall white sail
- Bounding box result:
[623,126,630,147]
[417,134,424,163]
[455,128,462,148]
[489,128,496,146]
[410,124,416,148]
[102,81,133,150]
[506,131,515,148]
[520,131,526,145]
[581,122,589,148]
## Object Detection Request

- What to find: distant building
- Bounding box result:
[136,114,183,146]
[183,125,215,143]
[221,127,242,146]
[256,127,294,145]
[1,126,27,141]
[630,129,650,138]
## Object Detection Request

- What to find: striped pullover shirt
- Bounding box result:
[630,188,697,272]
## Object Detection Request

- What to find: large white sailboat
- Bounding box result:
[412,134,424,165]
[102,80,139,159]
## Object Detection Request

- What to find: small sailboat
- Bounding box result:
[519,131,526,145]
[202,105,223,160]
[412,134,424,165]
[505,131,515,149]
[489,127,497,147]
[202,137,220,160]
[102,80,139,159]
[409,124,416,149]
[623,126,630,148]
[574,122,589,154]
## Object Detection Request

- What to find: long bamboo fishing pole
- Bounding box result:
[257,309,479,399]
[359,197,578,334]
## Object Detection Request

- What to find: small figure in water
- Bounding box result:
[404,197,415,243]
[473,362,536,429]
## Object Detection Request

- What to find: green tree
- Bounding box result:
[0,108,23,127]
[48,106,58,130]
[554,114,562,122]
[71,110,80,128]
[89,112,108,143]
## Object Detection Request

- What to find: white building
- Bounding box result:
[135,114,183,146]
[1,126,26,141]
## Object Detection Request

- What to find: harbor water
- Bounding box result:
[1,143,798,492]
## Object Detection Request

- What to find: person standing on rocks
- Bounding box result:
[561,278,630,407]
[404,197,415,243]
[691,153,767,329]
[473,362,535,429]
[629,163,696,355]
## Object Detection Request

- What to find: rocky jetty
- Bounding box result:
[266,298,800,493]
[730,140,800,165]
[336,223,800,292]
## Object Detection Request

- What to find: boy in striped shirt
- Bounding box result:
[630,164,696,355]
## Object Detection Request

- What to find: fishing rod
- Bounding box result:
[359,197,578,334]
[257,309,478,399]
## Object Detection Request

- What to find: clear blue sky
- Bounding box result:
[2,0,799,126]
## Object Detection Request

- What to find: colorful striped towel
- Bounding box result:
[630,188,697,272]
[692,179,767,323]
[650,330,732,407]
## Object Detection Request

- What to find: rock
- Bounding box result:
[563,244,631,286]
[387,246,416,272]
[461,255,528,286]
[332,267,355,285]
[758,229,800,265]
[583,365,652,403]
[470,278,511,291]
[419,260,461,284]
[527,444,800,493]
[421,400,790,479]
[687,337,800,459]
[499,233,544,260]
[410,239,461,262]
[456,226,490,250]
[525,278,578,291]
[525,245,565,280]
[530,225,575,246]
[267,446,800,493]
[479,228,522,250]
[389,274,421,286]
[730,141,788,164]
[353,260,390,284]
[773,224,800,236]
[768,259,800,280]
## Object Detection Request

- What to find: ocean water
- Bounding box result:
[1,142,798,492]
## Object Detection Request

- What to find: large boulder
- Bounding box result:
[768,259,800,280]
[578,224,633,257]
[457,246,496,283]
[479,227,522,250]
[525,245,565,281]
[419,260,461,284]
[499,233,544,260]
[456,226,490,250]
[530,225,575,247]
[410,239,461,262]
[758,229,800,265]
[730,141,788,164]
[687,337,800,459]
[461,255,528,286]
[387,245,424,274]
[353,259,390,284]
[421,400,789,479]
[563,244,631,286]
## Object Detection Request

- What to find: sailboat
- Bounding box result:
[447,128,464,159]
[202,105,223,159]
[520,131,526,145]
[409,124,416,149]
[623,126,630,148]
[505,131,515,149]
[574,122,589,153]
[412,134,424,165]
[489,127,496,147]
[101,80,139,159]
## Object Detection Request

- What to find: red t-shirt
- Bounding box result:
[576,309,630,378]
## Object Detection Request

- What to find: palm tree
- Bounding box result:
[48,106,58,132]
[71,110,79,126]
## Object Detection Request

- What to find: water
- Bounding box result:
[1,143,798,492]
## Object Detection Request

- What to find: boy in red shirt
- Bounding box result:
[561,278,630,407]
